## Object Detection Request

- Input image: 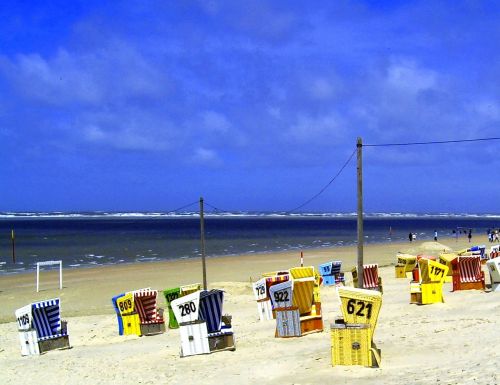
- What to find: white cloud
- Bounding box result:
[386,59,437,94]
[190,147,222,166]
[287,113,346,144]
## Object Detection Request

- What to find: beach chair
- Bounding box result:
[15,298,70,356]
[451,256,485,291]
[319,261,345,286]
[438,253,457,283]
[333,287,382,367]
[269,280,300,337]
[252,278,273,321]
[293,277,323,335]
[163,287,181,329]
[290,266,322,303]
[394,254,416,279]
[351,264,383,293]
[134,289,165,335]
[114,288,165,336]
[171,289,235,357]
[265,273,290,316]
[410,258,448,305]
[486,257,500,292]
[490,245,500,259]
[163,283,202,329]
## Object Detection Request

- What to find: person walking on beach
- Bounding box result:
[434,230,438,242]
[468,229,472,243]
[409,232,413,242]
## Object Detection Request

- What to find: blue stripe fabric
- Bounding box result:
[199,290,223,333]
[32,299,62,339]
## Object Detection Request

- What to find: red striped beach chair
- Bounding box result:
[134,289,165,335]
[352,264,383,293]
[451,256,485,291]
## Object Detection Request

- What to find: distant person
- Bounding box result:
[434,230,438,241]
[409,232,413,242]
[468,229,472,243]
[494,229,499,242]
[412,233,417,241]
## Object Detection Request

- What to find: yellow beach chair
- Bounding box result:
[289,266,322,303]
[292,277,323,335]
[395,254,416,278]
[410,259,448,305]
[438,253,457,283]
[333,287,382,367]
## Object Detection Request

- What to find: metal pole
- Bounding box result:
[200,197,207,290]
[357,137,364,288]
[11,229,16,264]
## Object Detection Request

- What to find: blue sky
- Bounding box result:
[0,1,499,213]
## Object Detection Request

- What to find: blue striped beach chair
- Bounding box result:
[171,289,235,357]
[319,261,345,286]
[15,298,70,356]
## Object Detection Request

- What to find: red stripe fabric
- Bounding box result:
[460,256,481,283]
[363,264,378,288]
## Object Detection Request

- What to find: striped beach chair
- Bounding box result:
[171,289,235,357]
[290,266,322,303]
[489,245,500,259]
[293,277,323,335]
[134,289,165,335]
[352,264,383,293]
[113,288,165,336]
[15,298,70,356]
[486,257,500,292]
[319,261,345,286]
[451,256,485,291]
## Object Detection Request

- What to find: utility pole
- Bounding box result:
[200,197,207,290]
[357,137,364,288]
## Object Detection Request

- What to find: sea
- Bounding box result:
[0,212,498,275]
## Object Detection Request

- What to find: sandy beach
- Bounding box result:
[1,235,498,385]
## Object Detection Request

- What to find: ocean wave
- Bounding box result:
[1,211,499,219]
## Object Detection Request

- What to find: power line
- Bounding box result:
[204,202,225,213]
[364,137,500,147]
[166,200,199,214]
[287,148,357,213]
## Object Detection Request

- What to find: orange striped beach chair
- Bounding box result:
[451,256,485,291]
[352,264,383,293]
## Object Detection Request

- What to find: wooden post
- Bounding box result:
[356,137,364,288]
[300,251,304,267]
[11,229,16,264]
[200,197,207,290]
